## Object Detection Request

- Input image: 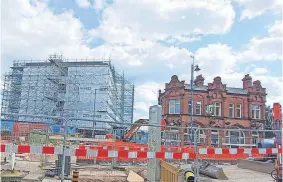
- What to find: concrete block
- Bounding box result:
[127,170,144,182]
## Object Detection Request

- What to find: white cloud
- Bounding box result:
[237,20,282,62]
[2,0,93,61]
[235,0,282,20]
[268,20,283,37]
[251,67,268,75]
[75,0,91,8]
[196,43,238,75]
[94,0,235,43]
[93,0,106,10]
[135,82,163,103]
[132,82,165,120]
[237,37,282,62]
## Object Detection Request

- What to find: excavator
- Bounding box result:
[106,119,150,143]
[105,118,167,144]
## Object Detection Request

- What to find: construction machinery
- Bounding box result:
[122,119,149,143]
[105,119,149,144]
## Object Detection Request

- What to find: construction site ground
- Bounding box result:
[179,163,273,182]
[1,158,274,182]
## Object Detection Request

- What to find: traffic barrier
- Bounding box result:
[184,169,194,182]
[72,170,79,182]
[1,143,281,161]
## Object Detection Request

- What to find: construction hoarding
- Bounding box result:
[13,122,48,136]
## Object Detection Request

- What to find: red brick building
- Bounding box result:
[158,74,267,147]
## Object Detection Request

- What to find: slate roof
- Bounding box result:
[184,84,248,95]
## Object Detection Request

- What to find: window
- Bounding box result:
[196,101,201,115]
[229,104,234,118]
[252,131,259,145]
[225,126,245,145]
[252,105,261,119]
[186,123,205,144]
[207,102,221,116]
[188,100,192,115]
[236,104,242,118]
[211,130,219,146]
[169,100,180,114]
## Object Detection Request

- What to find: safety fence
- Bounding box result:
[1,122,280,164]
[1,143,281,159]
[1,113,281,182]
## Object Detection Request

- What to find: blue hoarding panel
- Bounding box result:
[49,125,76,134]
[1,120,14,133]
[49,125,61,133]
[68,127,76,134]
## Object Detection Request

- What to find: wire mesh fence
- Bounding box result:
[0,116,281,182]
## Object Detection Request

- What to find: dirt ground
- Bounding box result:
[210,165,274,182]
[76,166,146,182]
[2,157,274,182]
[179,163,274,182]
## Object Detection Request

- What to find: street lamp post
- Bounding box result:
[189,55,200,145]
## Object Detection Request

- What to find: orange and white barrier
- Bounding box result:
[1,143,281,161]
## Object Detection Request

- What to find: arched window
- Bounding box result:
[252,131,259,145]
[185,123,205,145]
[226,126,245,146]
[163,122,181,146]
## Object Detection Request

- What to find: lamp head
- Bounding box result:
[194,65,201,72]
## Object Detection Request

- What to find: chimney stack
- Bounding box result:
[242,74,252,89]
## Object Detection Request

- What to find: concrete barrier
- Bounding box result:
[237,160,273,174]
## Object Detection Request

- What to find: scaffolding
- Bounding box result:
[1,54,135,129]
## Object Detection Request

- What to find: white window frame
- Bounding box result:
[252,105,261,119]
[198,129,206,144]
[236,104,242,118]
[211,130,219,146]
[226,127,245,145]
[186,124,205,144]
[207,102,221,116]
[196,101,202,115]
[252,131,259,145]
[229,104,234,118]
[169,100,180,114]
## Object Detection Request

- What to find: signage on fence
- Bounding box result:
[1,120,14,133]
[49,125,76,134]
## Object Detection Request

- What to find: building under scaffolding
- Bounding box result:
[1,54,135,130]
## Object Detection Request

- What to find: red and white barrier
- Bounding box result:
[1,144,281,160]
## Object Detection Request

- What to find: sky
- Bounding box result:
[1,0,283,121]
